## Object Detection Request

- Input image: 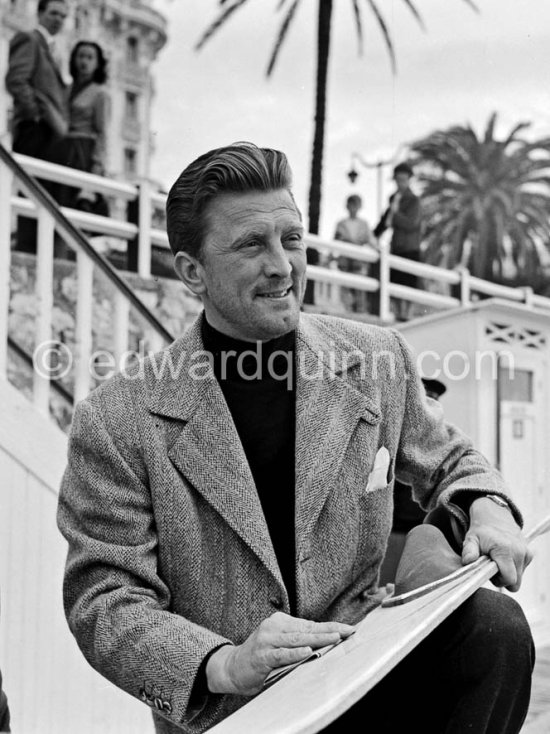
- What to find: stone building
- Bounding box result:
[0,0,167,182]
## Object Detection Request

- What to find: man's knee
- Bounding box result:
[455,588,534,666]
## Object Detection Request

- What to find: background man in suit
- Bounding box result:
[58,143,534,734]
[5,0,68,251]
[374,162,422,320]
[5,0,68,158]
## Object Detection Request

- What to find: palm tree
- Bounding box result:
[409,113,550,287]
[195,0,477,236]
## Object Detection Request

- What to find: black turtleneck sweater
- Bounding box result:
[201,317,297,612]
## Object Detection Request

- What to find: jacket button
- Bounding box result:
[271,597,284,610]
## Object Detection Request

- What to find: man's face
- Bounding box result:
[191,189,307,341]
[394,172,411,193]
[347,200,361,218]
[38,1,68,36]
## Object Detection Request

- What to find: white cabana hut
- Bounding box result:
[398,298,550,645]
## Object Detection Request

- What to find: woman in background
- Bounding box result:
[56,40,110,214]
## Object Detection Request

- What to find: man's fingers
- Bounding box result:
[461,533,481,565]
[267,646,313,669]
[495,544,534,591]
[490,549,518,590]
[265,614,354,639]
[275,630,344,650]
[298,620,355,637]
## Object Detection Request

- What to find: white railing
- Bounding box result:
[10,152,550,322]
[0,143,174,426]
[3,145,550,429]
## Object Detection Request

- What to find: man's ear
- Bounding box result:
[174,251,206,296]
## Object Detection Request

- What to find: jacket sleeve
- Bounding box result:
[57,396,235,732]
[391,194,421,233]
[390,330,523,533]
[5,33,40,120]
[373,207,390,238]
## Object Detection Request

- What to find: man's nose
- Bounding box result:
[263,241,292,278]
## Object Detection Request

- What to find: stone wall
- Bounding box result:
[8,252,201,431]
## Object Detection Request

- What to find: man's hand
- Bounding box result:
[205,612,355,696]
[461,497,533,592]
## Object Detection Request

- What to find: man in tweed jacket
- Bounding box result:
[58,143,534,734]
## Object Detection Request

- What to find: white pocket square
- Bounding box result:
[365,446,390,492]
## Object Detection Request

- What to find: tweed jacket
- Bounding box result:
[5,29,67,135]
[57,313,519,733]
[374,188,422,256]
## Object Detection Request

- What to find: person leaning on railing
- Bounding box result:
[374,161,422,320]
[333,194,377,313]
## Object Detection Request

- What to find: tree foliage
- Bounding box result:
[410,113,550,287]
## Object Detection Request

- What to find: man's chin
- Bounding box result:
[254,304,300,339]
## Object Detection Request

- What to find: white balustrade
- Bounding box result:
[113,290,130,368]
[0,161,12,378]
[137,179,153,278]
[33,209,55,415]
[3,147,550,424]
[74,252,94,403]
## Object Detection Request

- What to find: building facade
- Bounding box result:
[0,0,167,182]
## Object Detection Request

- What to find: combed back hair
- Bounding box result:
[393,162,414,178]
[38,0,63,12]
[166,142,294,258]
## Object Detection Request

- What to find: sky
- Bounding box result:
[149,0,550,237]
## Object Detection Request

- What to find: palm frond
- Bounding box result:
[483,112,498,144]
[266,0,301,76]
[195,0,253,51]
[365,0,396,73]
[351,0,364,55]
[400,0,426,31]
[501,121,531,148]
[460,0,479,12]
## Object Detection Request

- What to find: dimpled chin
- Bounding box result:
[248,303,299,339]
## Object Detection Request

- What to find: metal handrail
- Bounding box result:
[0,142,174,344]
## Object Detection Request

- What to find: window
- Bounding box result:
[124,148,137,176]
[125,92,139,121]
[498,368,533,403]
[126,37,139,64]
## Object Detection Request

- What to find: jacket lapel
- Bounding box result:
[35,30,64,83]
[294,318,381,556]
[148,317,283,587]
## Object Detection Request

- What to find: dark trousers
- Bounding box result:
[320,589,534,734]
[12,120,63,254]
